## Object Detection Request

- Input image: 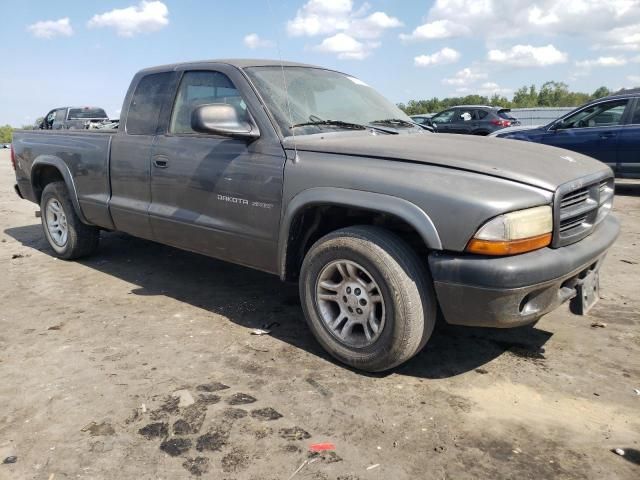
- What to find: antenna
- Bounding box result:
[266,0,298,160]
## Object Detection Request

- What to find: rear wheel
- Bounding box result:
[300,226,436,372]
[41,181,99,259]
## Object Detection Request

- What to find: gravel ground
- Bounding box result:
[0,149,639,479]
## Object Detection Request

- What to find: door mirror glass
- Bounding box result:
[191,104,259,139]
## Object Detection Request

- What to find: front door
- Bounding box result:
[430,109,457,133]
[109,71,175,240]
[541,99,629,168]
[149,68,286,272]
[617,99,640,178]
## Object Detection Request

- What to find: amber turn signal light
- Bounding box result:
[466,232,552,256]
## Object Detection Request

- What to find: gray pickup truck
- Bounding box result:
[12,59,619,371]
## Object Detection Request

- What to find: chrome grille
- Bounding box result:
[553,174,614,247]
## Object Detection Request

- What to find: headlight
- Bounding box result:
[466,206,552,256]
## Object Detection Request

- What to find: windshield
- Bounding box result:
[244,66,415,136]
[68,108,108,119]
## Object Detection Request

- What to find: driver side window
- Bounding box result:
[432,109,456,124]
[560,100,628,129]
[170,71,248,134]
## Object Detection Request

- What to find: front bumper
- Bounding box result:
[428,215,620,327]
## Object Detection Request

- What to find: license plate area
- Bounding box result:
[570,268,600,315]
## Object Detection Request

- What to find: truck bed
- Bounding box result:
[13,129,118,229]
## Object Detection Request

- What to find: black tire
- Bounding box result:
[299,226,437,372]
[40,181,99,259]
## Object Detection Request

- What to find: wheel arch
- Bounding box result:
[278,187,442,281]
[31,156,90,225]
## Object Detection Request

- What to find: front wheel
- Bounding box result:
[40,181,100,259]
[300,226,436,372]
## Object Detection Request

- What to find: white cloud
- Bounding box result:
[442,67,488,86]
[527,6,559,26]
[288,0,401,59]
[400,19,469,41]
[349,12,403,39]
[314,33,378,60]
[488,44,568,67]
[88,1,169,37]
[452,81,512,97]
[414,48,460,67]
[477,82,513,96]
[575,56,628,68]
[627,75,640,85]
[601,24,640,51]
[400,0,640,42]
[27,18,73,39]
[287,0,354,37]
[243,33,273,49]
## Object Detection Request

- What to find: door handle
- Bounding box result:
[599,133,615,139]
[153,158,168,168]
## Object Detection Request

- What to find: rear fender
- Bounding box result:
[31,156,91,225]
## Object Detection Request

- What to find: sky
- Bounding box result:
[1,0,639,126]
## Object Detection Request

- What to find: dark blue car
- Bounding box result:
[493,90,640,179]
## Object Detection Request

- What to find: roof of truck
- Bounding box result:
[138,59,322,74]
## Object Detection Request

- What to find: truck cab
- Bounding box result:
[11,60,620,372]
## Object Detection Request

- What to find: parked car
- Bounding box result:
[11,59,618,372]
[424,105,520,135]
[39,106,109,130]
[491,91,640,179]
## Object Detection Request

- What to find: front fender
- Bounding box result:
[31,156,91,225]
[278,187,442,279]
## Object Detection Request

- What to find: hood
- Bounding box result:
[488,124,543,137]
[284,133,610,192]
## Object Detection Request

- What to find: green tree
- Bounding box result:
[397,81,615,115]
[592,86,611,99]
[0,125,13,144]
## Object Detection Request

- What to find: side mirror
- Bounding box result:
[191,104,259,140]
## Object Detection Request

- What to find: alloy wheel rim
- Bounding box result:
[45,198,68,247]
[316,259,386,348]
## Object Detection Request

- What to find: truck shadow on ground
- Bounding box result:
[5,224,552,379]
[614,182,640,197]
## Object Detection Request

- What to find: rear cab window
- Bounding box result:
[126,72,174,135]
[68,108,108,119]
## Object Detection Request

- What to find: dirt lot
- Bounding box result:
[0,149,639,480]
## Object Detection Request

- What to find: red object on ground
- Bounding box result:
[309,443,336,452]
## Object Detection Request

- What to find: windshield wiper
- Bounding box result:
[291,120,367,130]
[369,118,417,128]
[291,119,398,135]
